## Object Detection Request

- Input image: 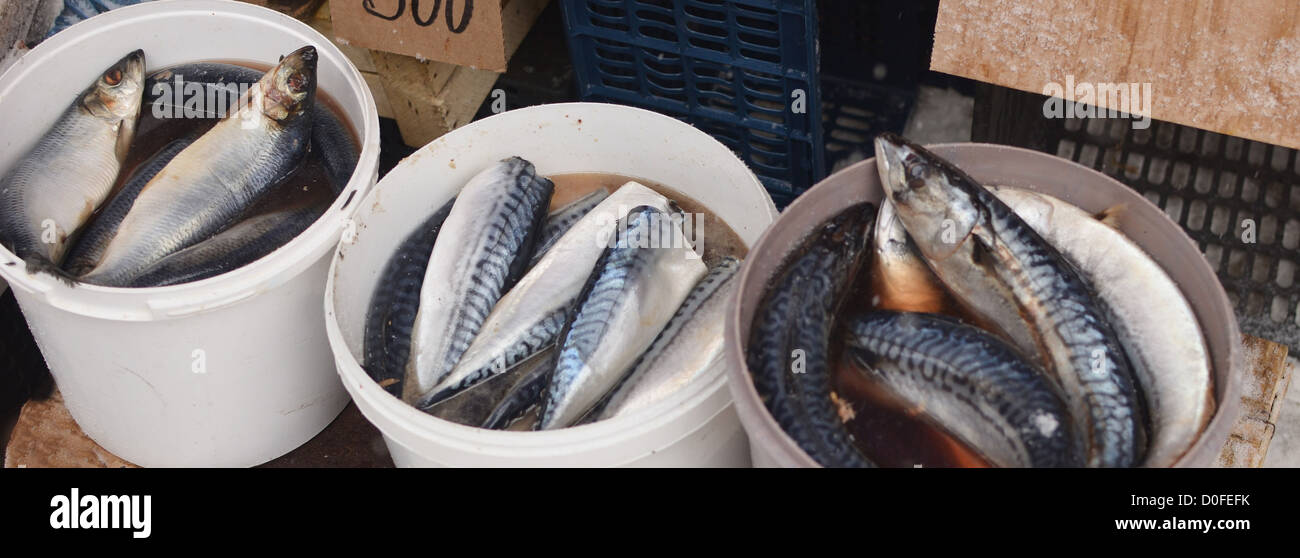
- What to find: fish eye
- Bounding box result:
[104,69,122,86]
[288,73,307,92]
[906,164,931,189]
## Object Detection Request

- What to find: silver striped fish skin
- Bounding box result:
[746,203,876,468]
[537,205,706,430]
[0,50,145,265]
[874,132,1144,467]
[427,346,554,428]
[406,157,555,407]
[364,197,456,396]
[63,137,193,276]
[127,204,324,287]
[992,186,1213,467]
[529,187,609,268]
[846,311,1083,468]
[418,182,669,407]
[480,348,555,429]
[593,256,739,421]
[82,46,318,287]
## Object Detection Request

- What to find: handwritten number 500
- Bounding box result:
[363,0,474,34]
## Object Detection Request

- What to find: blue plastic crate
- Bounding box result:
[560,0,823,206]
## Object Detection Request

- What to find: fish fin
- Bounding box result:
[24,256,79,287]
[1094,204,1126,229]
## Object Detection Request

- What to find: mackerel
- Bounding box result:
[593,256,739,421]
[846,311,1083,468]
[530,187,609,267]
[747,203,876,468]
[363,197,455,396]
[405,157,554,407]
[874,133,1144,467]
[537,205,706,429]
[418,182,668,406]
[992,186,1213,467]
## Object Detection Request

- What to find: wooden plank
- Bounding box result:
[373,0,549,147]
[933,0,1300,151]
[1216,335,1291,467]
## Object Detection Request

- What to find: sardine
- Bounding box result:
[991,186,1213,467]
[480,349,555,429]
[83,47,319,286]
[363,197,455,396]
[537,205,706,430]
[417,182,669,407]
[530,187,610,268]
[874,133,1144,467]
[127,204,324,287]
[144,61,358,192]
[593,256,740,421]
[405,157,554,407]
[62,137,194,276]
[747,203,876,468]
[845,311,1083,468]
[0,50,145,266]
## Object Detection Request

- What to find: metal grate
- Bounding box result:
[1046,117,1300,353]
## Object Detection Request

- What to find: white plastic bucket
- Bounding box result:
[0,0,381,467]
[326,103,778,467]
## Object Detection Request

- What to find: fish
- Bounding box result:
[480,349,555,429]
[530,187,610,268]
[126,204,325,287]
[144,61,358,192]
[82,46,319,287]
[62,137,194,276]
[874,132,1144,467]
[405,157,554,408]
[537,205,706,430]
[0,50,145,266]
[416,182,669,407]
[991,186,1214,467]
[592,256,740,421]
[870,199,953,314]
[746,203,876,468]
[845,311,1084,468]
[429,346,554,428]
[363,197,455,396]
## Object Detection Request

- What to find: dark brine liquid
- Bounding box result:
[827,241,992,468]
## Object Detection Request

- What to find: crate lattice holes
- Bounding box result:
[560,0,924,206]
[1051,117,1300,353]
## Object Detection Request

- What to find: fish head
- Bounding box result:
[873,133,981,260]
[83,49,146,161]
[260,46,318,123]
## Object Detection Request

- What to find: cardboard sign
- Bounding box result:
[332,0,508,71]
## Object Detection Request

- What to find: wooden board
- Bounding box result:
[1217,335,1292,467]
[932,0,1300,151]
[373,0,549,147]
[6,335,1291,468]
[307,8,396,119]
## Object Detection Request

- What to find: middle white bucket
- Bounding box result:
[326,102,778,467]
